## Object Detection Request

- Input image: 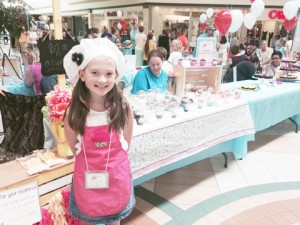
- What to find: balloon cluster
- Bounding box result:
[282,0,299,32]
[199,8,214,31]
[199,0,300,35]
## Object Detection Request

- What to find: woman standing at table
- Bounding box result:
[131,49,168,94]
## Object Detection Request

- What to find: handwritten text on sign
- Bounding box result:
[0,182,41,225]
[38,39,78,76]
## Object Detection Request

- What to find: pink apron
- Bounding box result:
[73,124,132,217]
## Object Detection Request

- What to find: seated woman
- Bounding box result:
[223,55,259,83]
[131,49,168,94]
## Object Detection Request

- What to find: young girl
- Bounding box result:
[63,38,135,225]
[168,39,183,65]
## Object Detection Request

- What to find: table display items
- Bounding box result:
[173,64,222,97]
[17,149,67,175]
[45,87,73,158]
[128,88,241,126]
[277,59,299,82]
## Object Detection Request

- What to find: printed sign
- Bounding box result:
[38,39,78,76]
[0,182,41,225]
[195,37,217,63]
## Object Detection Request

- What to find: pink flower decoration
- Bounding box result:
[46,87,72,122]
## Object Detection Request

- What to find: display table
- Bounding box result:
[222,80,300,131]
[0,100,254,205]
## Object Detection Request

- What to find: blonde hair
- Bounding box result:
[280,37,287,47]
[27,46,40,63]
[170,39,182,52]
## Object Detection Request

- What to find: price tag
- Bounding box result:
[85,171,109,189]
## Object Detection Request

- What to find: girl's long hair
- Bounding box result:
[144,33,153,58]
[66,79,130,135]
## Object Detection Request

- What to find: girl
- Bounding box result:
[168,39,183,65]
[143,32,156,66]
[63,38,135,225]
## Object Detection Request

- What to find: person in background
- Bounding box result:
[274,35,281,51]
[101,26,112,39]
[130,22,139,55]
[0,46,42,96]
[225,45,247,71]
[19,27,29,63]
[151,29,156,44]
[177,28,188,51]
[260,40,273,66]
[279,37,288,59]
[249,38,263,71]
[134,26,147,66]
[27,26,39,49]
[87,28,100,39]
[245,44,253,59]
[157,29,170,58]
[143,33,156,66]
[168,39,183,65]
[287,35,293,53]
[131,49,168,94]
[63,38,135,225]
[3,30,9,45]
[40,75,58,94]
[223,55,259,83]
[262,51,284,76]
[111,27,121,46]
[218,36,230,62]
[240,37,247,51]
[200,25,216,38]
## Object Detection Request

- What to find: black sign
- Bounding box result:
[38,39,78,76]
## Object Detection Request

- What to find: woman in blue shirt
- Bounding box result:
[131,49,168,94]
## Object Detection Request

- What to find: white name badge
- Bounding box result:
[85,171,109,189]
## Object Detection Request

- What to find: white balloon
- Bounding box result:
[117,10,122,18]
[294,0,300,8]
[206,8,214,18]
[250,0,265,18]
[243,13,257,29]
[228,10,243,33]
[283,1,298,20]
[199,13,207,23]
[117,23,122,30]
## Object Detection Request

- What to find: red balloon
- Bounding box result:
[214,9,232,35]
[283,17,298,32]
[250,0,255,2]
[200,22,207,31]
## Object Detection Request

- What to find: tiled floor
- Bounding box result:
[124,119,300,225]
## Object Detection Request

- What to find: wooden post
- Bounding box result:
[52,0,65,88]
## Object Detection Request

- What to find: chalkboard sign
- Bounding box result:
[38,40,78,76]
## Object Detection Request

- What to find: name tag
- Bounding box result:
[85,171,109,189]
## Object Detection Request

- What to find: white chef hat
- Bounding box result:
[63,38,125,84]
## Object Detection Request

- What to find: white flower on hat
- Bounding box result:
[63,38,125,84]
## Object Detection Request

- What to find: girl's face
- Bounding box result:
[79,56,118,99]
[149,56,163,76]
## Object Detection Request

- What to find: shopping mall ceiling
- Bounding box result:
[24,0,285,15]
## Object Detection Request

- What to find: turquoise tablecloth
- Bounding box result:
[222,80,300,131]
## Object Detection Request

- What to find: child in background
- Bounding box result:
[168,39,183,65]
[63,38,135,225]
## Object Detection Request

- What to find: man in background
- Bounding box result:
[260,40,273,66]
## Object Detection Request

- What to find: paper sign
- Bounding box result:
[0,182,41,225]
[195,37,217,63]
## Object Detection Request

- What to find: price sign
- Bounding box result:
[38,39,78,76]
